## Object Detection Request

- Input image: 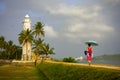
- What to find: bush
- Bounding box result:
[63,57,76,63]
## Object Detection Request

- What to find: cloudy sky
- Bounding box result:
[0,0,120,58]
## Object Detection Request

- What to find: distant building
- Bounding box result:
[21,14,32,61]
[75,56,83,61]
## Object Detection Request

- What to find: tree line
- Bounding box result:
[0,36,22,59]
[0,21,55,60]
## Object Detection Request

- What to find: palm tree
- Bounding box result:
[32,38,44,60]
[18,29,33,60]
[33,22,45,39]
[32,21,45,60]
[0,36,6,58]
[12,45,22,60]
[42,43,55,57]
[5,40,13,59]
[33,38,44,54]
[0,36,6,51]
[0,36,22,59]
[18,29,33,45]
[15,46,22,60]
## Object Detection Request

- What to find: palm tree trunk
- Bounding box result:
[26,42,28,61]
[8,54,9,60]
[16,53,17,60]
[46,54,47,58]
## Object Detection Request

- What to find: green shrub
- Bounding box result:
[63,57,76,63]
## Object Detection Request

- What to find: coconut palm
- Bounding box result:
[5,40,13,59]
[0,36,22,59]
[18,29,33,45]
[33,22,45,39]
[12,45,22,60]
[32,38,44,55]
[42,43,55,57]
[32,22,45,60]
[15,46,22,60]
[18,29,33,60]
[32,38,44,60]
[0,36,6,51]
[0,36,6,58]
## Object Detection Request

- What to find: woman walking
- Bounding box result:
[86,44,93,65]
[85,40,98,65]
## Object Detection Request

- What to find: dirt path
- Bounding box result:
[46,61,120,70]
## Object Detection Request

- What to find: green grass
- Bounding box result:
[0,62,120,80]
[37,62,120,80]
[0,64,47,80]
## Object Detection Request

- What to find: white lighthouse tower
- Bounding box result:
[22,14,32,61]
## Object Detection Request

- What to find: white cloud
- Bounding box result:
[47,4,102,19]
[67,24,85,33]
[44,25,58,38]
[60,23,114,43]
[45,3,115,43]
[65,23,114,39]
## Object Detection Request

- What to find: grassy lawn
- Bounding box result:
[0,64,47,80]
[37,62,120,80]
[0,62,120,80]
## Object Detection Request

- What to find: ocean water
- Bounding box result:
[77,59,120,66]
[77,54,120,66]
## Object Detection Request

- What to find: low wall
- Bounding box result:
[12,60,35,66]
[0,59,12,64]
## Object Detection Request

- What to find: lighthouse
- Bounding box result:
[23,14,31,30]
[22,14,32,61]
